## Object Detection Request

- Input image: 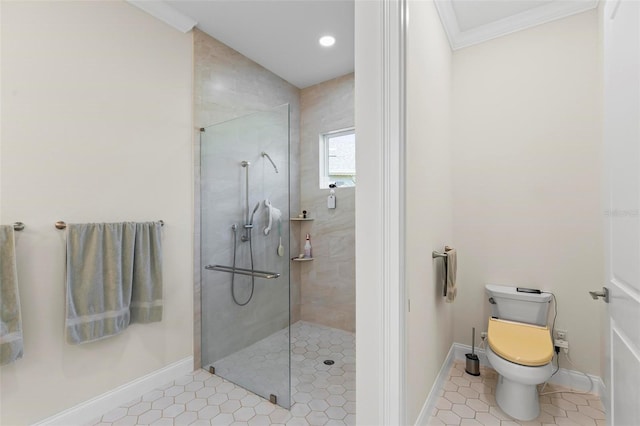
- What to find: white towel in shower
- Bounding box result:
[0,225,23,365]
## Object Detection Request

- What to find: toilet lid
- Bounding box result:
[487,317,553,367]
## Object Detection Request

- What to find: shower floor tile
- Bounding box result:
[427,360,605,426]
[92,321,355,425]
[210,321,355,412]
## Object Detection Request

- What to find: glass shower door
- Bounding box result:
[200,104,291,408]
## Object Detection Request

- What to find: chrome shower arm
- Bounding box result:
[261,152,279,173]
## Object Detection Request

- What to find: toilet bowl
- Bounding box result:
[484,285,554,421]
[486,318,554,420]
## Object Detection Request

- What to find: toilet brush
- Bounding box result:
[465,327,480,376]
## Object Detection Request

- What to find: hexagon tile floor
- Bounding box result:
[428,360,606,426]
[91,321,355,425]
[209,321,355,413]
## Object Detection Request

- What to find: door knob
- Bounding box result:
[589,287,609,303]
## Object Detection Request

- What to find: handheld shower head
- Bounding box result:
[249,202,260,225]
[261,152,279,173]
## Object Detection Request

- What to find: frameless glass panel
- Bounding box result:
[200,104,290,408]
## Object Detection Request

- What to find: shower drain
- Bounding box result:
[323,360,335,365]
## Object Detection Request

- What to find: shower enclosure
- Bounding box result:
[200,104,291,408]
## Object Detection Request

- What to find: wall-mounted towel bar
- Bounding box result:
[55,220,164,230]
[432,245,454,259]
[205,264,280,279]
[13,222,25,231]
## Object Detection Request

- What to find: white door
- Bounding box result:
[602,1,640,425]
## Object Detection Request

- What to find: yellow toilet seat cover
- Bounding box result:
[487,317,553,367]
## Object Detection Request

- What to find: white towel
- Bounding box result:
[0,225,23,365]
[445,247,457,303]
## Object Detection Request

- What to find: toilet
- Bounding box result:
[485,285,554,421]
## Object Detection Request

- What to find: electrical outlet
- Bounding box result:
[555,329,568,340]
[554,339,569,350]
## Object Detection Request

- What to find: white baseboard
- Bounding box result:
[414,345,456,426]
[415,343,605,425]
[546,366,605,395]
[32,356,194,426]
[452,343,605,396]
[453,342,490,367]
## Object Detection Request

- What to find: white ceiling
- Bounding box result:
[129,0,598,88]
[452,1,552,31]
[158,0,354,89]
[436,0,599,50]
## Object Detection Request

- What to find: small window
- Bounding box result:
[319,128,356,188]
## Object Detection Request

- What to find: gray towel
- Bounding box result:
[130,222,163,323]
[1,225,24,365]
[445,248,457,303]
[65,223,136,344]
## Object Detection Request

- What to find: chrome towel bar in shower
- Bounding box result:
[205,264,281,279]
[13,222,25,231]
[55,220,164,229]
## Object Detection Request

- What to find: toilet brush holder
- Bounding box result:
[465,353,480,376]
[465,327,481,376]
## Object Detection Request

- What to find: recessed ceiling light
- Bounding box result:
[319,35,336,47]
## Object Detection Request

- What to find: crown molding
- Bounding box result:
[435,0,599,50]
[127,0,197,33]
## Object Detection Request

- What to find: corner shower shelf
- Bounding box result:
[290,218,314,221]
[291,257,314,262]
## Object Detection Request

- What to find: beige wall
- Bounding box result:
[451,10,603,375]
[299,73,355,332]
[406,0,455,422]
[0,2,193,424]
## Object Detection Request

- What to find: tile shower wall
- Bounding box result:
[299,73,355,332]
[194,30,301,368]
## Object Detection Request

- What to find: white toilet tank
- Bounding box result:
[485,285,552,326]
